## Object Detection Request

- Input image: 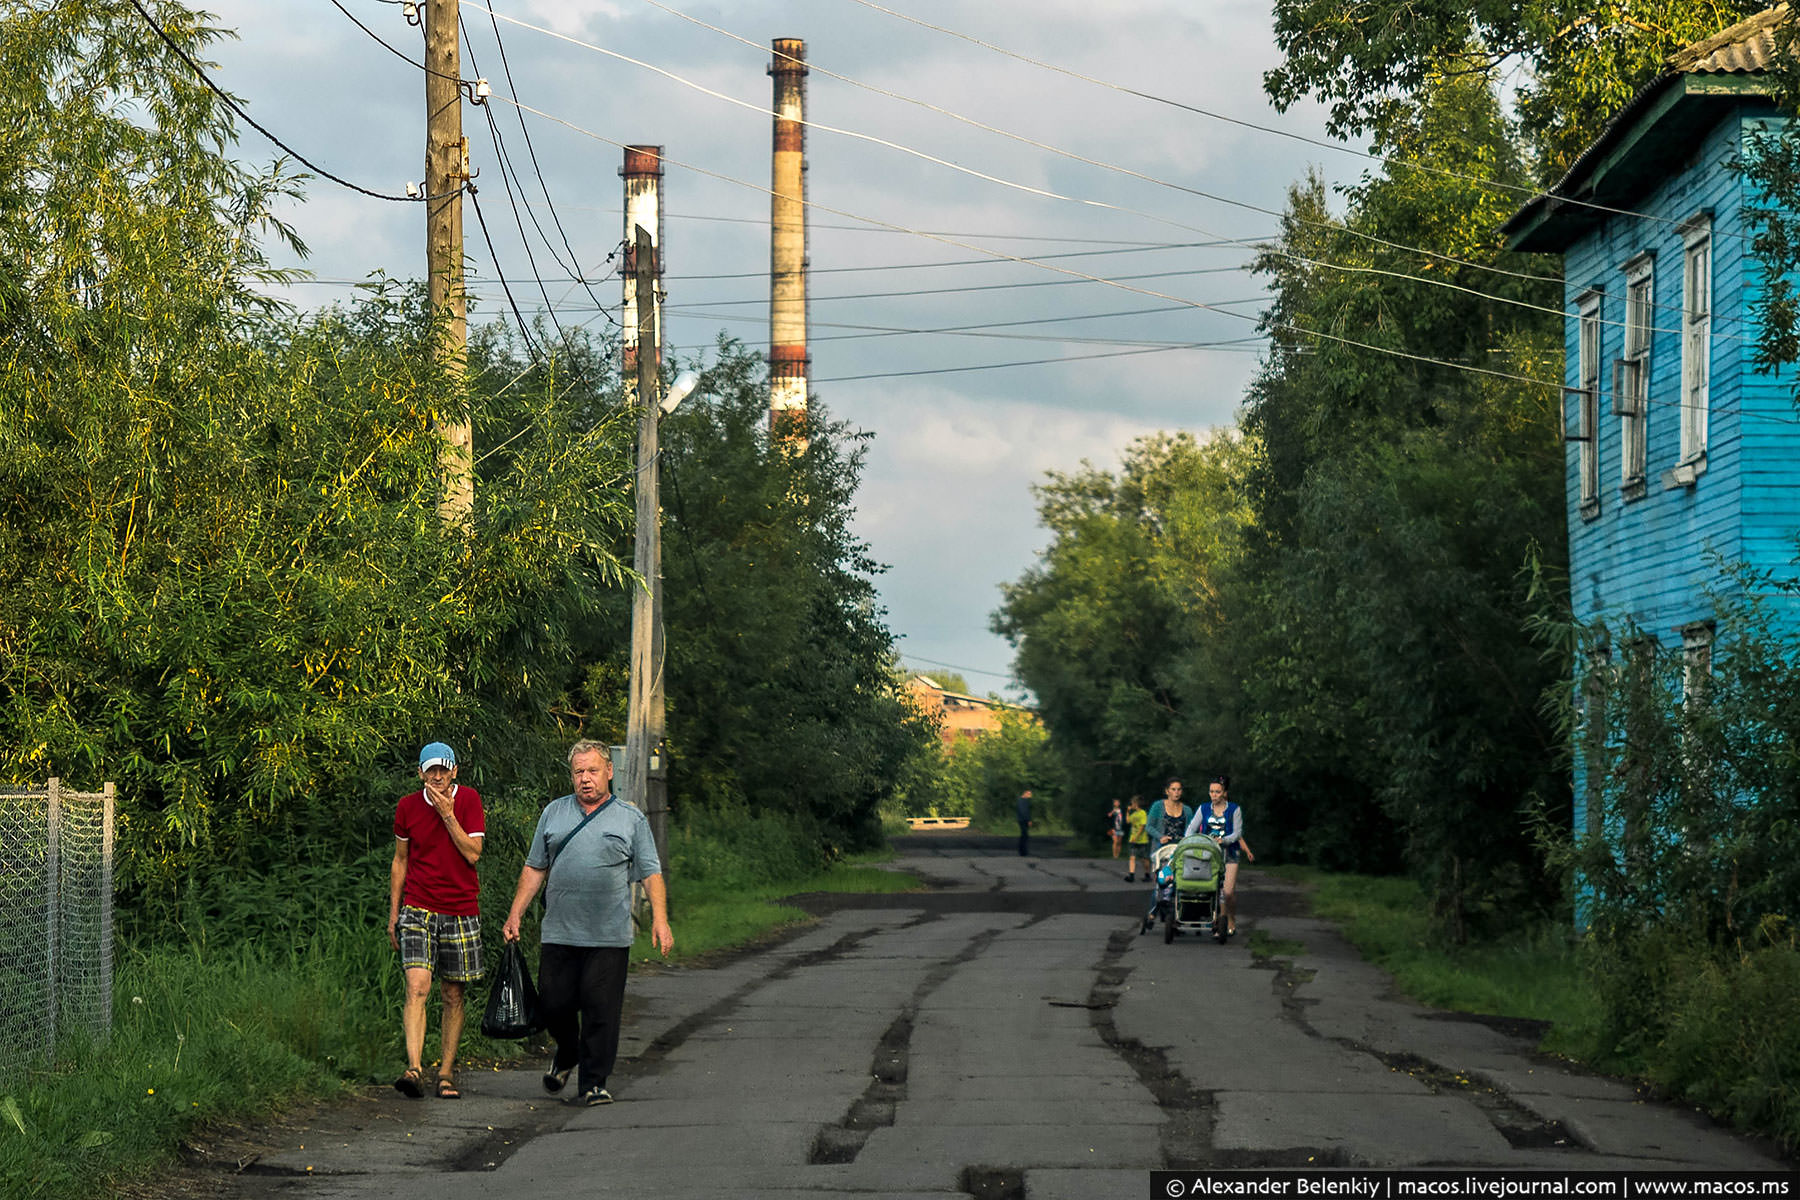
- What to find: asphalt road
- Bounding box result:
[197,835,1787,1199]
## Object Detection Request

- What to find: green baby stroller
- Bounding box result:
[1158,835,1227,944]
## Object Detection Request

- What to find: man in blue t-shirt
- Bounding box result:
[1016,789,1033,856]
[503,740,672,1107]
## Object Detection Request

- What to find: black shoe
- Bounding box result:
[1125,873,1134,881]
[543,1063,573,1094]
[580,1086,613,1106]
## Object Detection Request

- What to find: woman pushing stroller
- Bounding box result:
[1138,777,1193,934]
[1185,775,1254,936]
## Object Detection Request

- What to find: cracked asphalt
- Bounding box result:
[187,835,1788,1199]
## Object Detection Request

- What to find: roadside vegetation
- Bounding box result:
[993,0,1800,1154]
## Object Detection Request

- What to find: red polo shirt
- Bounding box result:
[394,785,484,916]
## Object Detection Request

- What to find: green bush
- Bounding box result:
[1580,925,1800,1150]
[665,805,826,890]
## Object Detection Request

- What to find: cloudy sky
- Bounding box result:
[197,0,1364,696]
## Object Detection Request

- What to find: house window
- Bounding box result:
[1680,215,1711,465]
[1681,622,1714,710]
[1575,290,1602,517]
[1618,255,1652,495]
[1581,635,1611,840]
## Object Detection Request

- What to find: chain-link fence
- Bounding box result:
[0,779,115,1084]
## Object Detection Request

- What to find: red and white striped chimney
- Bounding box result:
[768,38,808,438]
[620,145,664,389]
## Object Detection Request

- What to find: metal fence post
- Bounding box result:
[46,776,61,1055]
[101,781,115,1040]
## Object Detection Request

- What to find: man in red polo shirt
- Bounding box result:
[389,741,484,1099]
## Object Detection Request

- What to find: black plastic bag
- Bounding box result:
[481,942,545,1039]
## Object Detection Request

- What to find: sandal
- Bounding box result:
[394,1068,424,1099]
[436,1075,461,1100]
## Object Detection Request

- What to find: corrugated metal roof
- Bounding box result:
[1504,4,1789,247]
[1668,3,1787,75]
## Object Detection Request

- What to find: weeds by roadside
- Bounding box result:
[1268,866,1594,1056]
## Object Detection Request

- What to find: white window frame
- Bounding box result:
[1680,214,1712,465]
[1619,255,1653,493]
[1681,622,1714,712]
[1575,290,1602,515]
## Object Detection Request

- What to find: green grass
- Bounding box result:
[1267,865,1597,1055]
[1245,928,1307,960]
[0,849,924,1199]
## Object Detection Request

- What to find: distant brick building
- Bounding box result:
[903,676,1032,750]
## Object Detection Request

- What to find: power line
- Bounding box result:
[460,15,575,353]
[902,654,1016,681]
[816,342,1264,384]
[645,0,1563,288]
[128,0,427,203]
[478,2,1580,313]
[841,0,1742,238]
[477,0,617,298]
[467,185,543,357]
[487,94,1564,392]
[478,7,1755,346]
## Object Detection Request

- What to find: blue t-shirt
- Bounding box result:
[525,793,662,948]
[1017,794,1032,824]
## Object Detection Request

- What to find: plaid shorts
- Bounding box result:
[396,906,484,983]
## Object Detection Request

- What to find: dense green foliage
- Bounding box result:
[1263,0,1759,176]
[0,1,637,908]
[993,431,1250,835]
[562,339,939,853]
[997,74,1569,935]
[0,0,930,920]
[1553,585,1800,1147]
[900,708,1061,829]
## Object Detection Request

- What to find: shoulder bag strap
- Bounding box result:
[547,805,604,870]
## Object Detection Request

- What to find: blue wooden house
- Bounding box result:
[1503,5,1800,839]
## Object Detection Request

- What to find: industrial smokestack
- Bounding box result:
[620,145,664,392]
[768,38,808,440]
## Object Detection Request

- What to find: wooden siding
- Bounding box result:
[1561,105,1800,643]
[1560,106,1800,840]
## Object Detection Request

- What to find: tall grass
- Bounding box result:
[1277,867,1595,1053]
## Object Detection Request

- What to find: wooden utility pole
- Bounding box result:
[426,0,472,521]
[625,225,669,866]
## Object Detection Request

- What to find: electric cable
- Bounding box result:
[475,5,1735,341]
[814,343,1252,383]
[482,98,1564,391]
[460,15,576,352]
[326,0,468,86]
[646,0,1562,286]
[129,0,430,203]
[467,184,545,358]
[476,2,1577,311]
[840,0,1751,238]
[479,0,619,302]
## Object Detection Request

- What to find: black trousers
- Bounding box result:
[538,943,630,1093]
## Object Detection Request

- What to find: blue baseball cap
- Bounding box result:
[418,742,457,771]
